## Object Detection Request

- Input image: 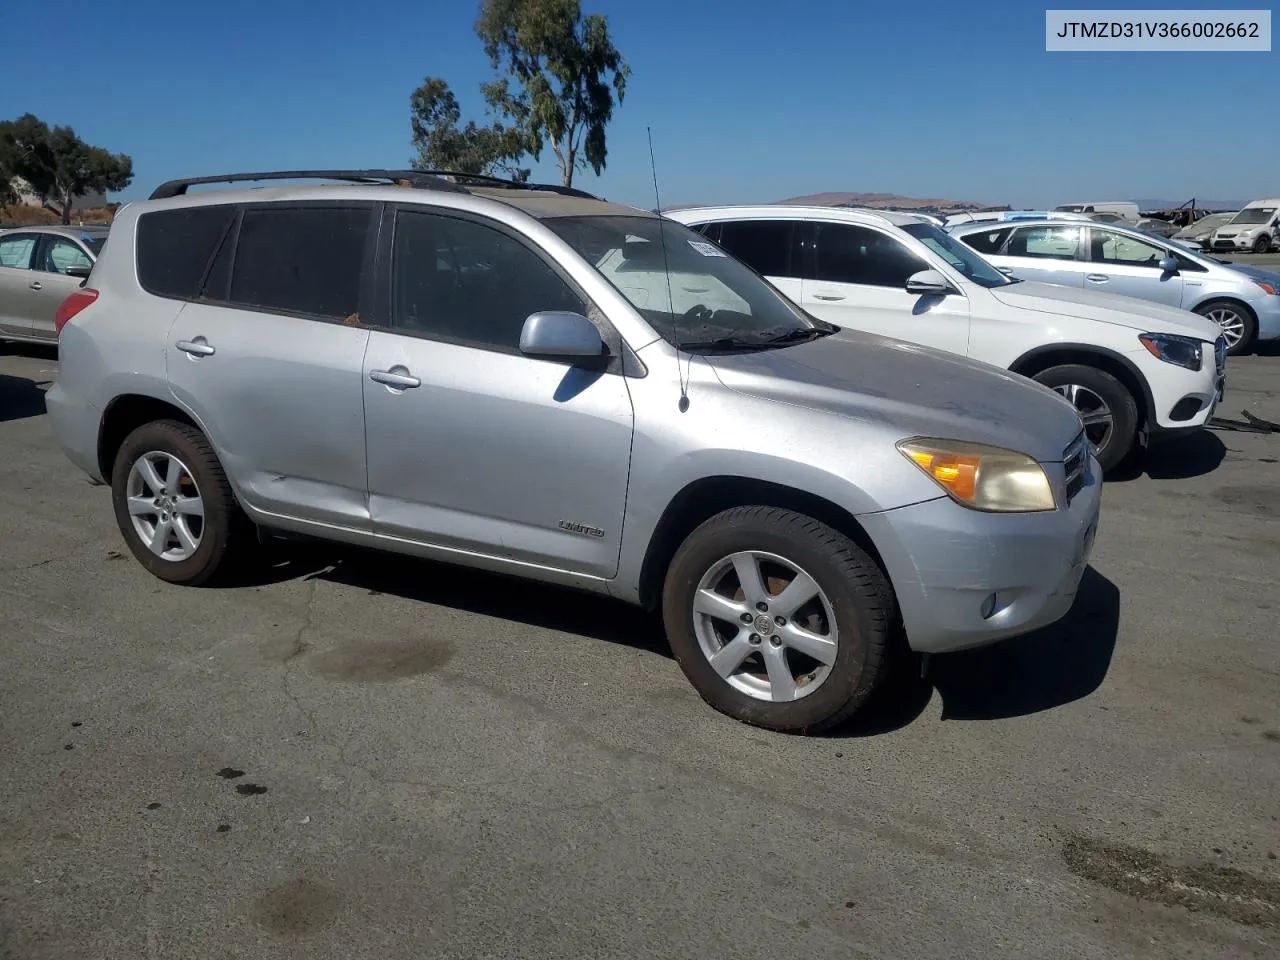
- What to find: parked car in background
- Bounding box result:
[1170,212,1238,252]
[670,205,1226,472]
[1135,218,1179,239]
[949,217,1280,356]
[945,210,1091,227]
[45,168,1101,735]
[1054,201,1140,222]
[1209,198,1280,254]
[0,224,109,344]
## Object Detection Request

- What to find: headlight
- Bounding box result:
[1252,279,1277,296]
[1138,333,1203,371]
[897,439,1056,513]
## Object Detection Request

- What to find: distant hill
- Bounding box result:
[776,191,996,212]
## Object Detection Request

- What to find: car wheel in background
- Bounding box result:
[1195,299,1256,357]
[110,419,249,585]
[662,506,895,734]
[1251,235,1270,254]
[1031,364,1138,473]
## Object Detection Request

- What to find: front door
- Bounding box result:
[797,221,971,357]
[0,232,41,338]
[362,205,634,579]
[29,234,96,341]
[1083,227,1184,308]
[165,202,376,528]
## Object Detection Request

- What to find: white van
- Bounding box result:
[1053,201,1140,222]
[1209,198,1280,254]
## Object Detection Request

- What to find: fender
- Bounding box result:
[1008,341,1155,426]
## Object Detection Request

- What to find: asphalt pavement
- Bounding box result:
[1,342,1278,960]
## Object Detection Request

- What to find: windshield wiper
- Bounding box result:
[759,326,835,345]
[679,336,779,353]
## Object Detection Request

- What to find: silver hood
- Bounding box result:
[705,328,1084,464]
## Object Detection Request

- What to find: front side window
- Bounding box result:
[1091,230,1166,267]
[902,222,1012,287]
[230,205,371,320]
[392,209,586,351]
[546,215,819,349]
[713,220,797,278]
[1007,225,1083,260]
[0,234,38,269]
[812,223,926,288]
[37,237,93,275]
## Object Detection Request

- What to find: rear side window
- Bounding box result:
[137,205,237,299]
[715,220,797,278]
[229,205,372,320]
[960,227,1011,255]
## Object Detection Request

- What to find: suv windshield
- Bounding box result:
[546,215,826,350]
[1230,207,1276,225]
[903,222,1013,287]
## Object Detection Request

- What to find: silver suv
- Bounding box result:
[46,169,1101,734]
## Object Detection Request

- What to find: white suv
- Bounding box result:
[668,205,1228,472]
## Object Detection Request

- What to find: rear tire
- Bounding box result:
[1032,364,1138,474]
[1194,299,1256,357]
[110,419,248,586]
[661,506,896,734]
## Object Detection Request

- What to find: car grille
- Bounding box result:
[1063,431,1087,505]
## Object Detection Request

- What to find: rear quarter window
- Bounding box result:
[136,205,238,300]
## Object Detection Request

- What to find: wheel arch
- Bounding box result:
[636,475,894,612]
[1008,343,1154,431]
[98,392,200,480]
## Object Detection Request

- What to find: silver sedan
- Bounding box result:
[0,224,108,344]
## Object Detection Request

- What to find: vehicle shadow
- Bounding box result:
[822,565,1121,736]
[0,374,51,423]
[250,544,1120,735]
[251,541,672,659]
[1107,430,1226,482]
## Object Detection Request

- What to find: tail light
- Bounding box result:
[55,289,99,336]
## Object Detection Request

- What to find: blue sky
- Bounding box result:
[4,0,1274,208]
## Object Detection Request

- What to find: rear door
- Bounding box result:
[797,221,970,356]
[699,219,806,305]
[991,224,1088,287]
[28,234,96,341]
[1082,227,1184,307]
[161,201,375,528]
[0,232,41,337]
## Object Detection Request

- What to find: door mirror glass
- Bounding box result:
[519,311,606,359]
[904,269,951,296]
[65,265,93,279]
[1158,255,1180,273]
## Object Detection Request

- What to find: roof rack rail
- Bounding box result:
[147,169,469,200]
[416,169,602,201]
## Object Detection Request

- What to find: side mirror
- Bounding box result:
[996,265,1015,276]
[1158,255,1179,273]
[65,265,93,279]
[519,311,606,360]
[905,269,952,296]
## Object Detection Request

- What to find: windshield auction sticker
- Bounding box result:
[1046,9,1271,50]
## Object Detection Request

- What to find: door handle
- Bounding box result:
[176,338,216,357]
[29,280,43,291]
[369,368,421,390]
[1085,274,1109,283]
[812,293,846,301]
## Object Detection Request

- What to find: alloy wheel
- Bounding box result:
[691,550,838,702]
[125,452,205,561]
[1203,306,1246,350]
[1053,383,1115,451]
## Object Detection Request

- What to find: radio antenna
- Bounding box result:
[647,126,689,412]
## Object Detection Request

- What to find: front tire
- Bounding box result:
[1252,235,1270,254]
[1032,364,1138,473]
[110,419,247,586]
[661,506,896,734]
[1195,299,1256,357]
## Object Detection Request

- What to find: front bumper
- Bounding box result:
[1211,235,1264,252]
[1131,341,1226,434]
[858,456,1102,655]
[1255,296,1280,341]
